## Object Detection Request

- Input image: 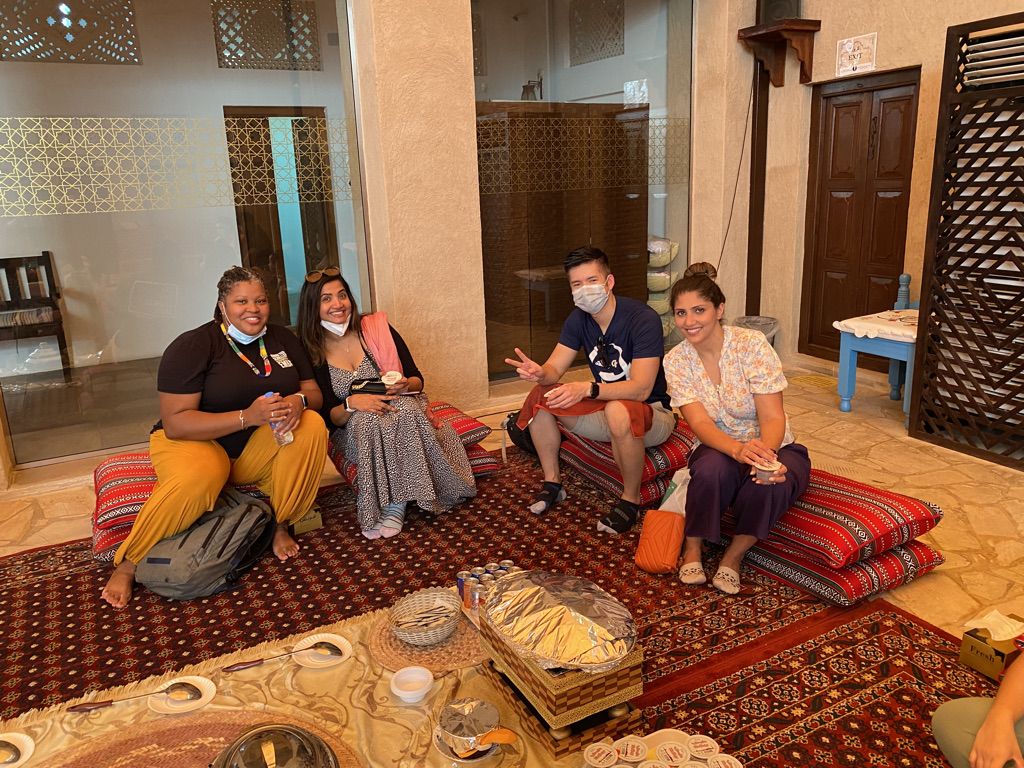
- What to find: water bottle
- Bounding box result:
[265,392,294,446]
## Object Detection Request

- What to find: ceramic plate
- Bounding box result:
[292,633,353,669]
[0,731,34,768]
[148,676,216,715]
[431,727,499,763]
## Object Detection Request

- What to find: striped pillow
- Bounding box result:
[92,453,263,563]
[721,470,943,568]
[557,420,697,506]
[743,537,944,607]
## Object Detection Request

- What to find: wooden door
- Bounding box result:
[800,70,920,362]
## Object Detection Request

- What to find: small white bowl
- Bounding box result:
[390,666,434,703]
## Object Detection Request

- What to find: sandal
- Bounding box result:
[529,482,566,516]
[712,566,742,595]
[596,499,639,535]
[678,561,707,586]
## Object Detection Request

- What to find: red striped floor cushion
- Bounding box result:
[92,453,264,563]
[721,469,943,569]
[742,538,944,607]
[557,420,697,506]
[326,401,498,489]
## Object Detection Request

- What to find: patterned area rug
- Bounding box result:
[1,448,836,720]
[642,602,997,767]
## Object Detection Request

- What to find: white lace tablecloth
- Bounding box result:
[832,309,918,342]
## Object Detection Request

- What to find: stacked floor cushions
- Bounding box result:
[720,471,944,605]
[92,402,497,563]
[557,420,944,605]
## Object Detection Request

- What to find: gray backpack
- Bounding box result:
[135,488,276,600]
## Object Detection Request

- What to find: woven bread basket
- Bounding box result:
[388,587,462,646]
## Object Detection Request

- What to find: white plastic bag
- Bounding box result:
[658,468,690,515]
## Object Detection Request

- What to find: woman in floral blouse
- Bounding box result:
[663,262,811,594]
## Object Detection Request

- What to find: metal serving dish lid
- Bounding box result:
[210,723,339,768]
[482,570,636,672]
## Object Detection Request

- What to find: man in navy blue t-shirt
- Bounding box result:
[506,246,675,534]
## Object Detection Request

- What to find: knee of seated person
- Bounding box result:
[603,400,635,438]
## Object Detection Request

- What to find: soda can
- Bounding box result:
[456,570,472,597]
[507,565,523,575]
[469,583,486,611]
[484,562,501,574]
[479,573,496,587]
[470,566,487,578]
[463,577,480,608]
[498,559,515,570]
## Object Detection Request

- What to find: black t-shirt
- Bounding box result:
[155,321,315,458]
[557,296,670,408]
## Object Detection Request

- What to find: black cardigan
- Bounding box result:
[314,324,422,427]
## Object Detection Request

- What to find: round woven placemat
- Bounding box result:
[368,613,488,675]
[36,709,362,768]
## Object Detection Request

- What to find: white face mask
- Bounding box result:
[572,281,610,314]
[223,320,266,345]
[320,319,350,337]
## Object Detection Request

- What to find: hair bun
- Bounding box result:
[683,261,718,281]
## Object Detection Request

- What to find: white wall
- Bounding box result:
[0,0,360,365]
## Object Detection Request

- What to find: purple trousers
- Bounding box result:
[684,442,811,542]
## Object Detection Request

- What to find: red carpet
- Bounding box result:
[641,601,997,767]
[1,448,832,719]
[0,448,993,767]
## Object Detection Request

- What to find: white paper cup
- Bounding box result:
[381,371,402,386]
[755,460,782,483]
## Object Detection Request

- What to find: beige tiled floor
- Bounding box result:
[3,359,1022,638]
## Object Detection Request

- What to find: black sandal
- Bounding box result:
[596,498,639,535]
[528,482,566,516]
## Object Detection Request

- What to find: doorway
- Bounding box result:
[799,68,920,364]
[224,106,340,327]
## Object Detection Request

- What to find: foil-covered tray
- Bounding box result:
[482,570,636,673]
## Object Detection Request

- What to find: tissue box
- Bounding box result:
[959,613,1023,680]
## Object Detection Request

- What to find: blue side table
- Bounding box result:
[834,274,918,423]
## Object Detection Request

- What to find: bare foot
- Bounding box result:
[102,561,137,608]
[273,524,300,560]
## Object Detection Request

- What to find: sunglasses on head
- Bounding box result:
[305,266,341,282]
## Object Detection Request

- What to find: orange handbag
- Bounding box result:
[635,508,686,574]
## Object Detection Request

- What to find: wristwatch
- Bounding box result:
[297,393,308,409]
[344,397,356,413]
[589,382,600,399]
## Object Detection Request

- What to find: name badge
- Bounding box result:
[270,351,293,368]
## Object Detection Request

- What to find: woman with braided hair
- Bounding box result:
[101,266,327,608]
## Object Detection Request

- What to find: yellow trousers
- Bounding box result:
[115,410,328,566]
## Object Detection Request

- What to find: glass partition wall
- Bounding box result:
[473,0,692,379]
[0,0,367,465]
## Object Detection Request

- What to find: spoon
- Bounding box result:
[66,681,203,712]
[221,641,345,673]
[0,740,20,765]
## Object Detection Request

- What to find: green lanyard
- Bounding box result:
[220,323,272,377]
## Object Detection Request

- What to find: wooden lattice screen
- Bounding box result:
[913,12,1024,470]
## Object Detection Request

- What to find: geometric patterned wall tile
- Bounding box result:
[477,116,687,195]
[0,0,140,63]
[570,0,624,67]
[0,116,352,217]
[212,0,321,71]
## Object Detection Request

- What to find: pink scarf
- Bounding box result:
[360,312,402,375]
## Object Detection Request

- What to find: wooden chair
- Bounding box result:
[0,251,71,377]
